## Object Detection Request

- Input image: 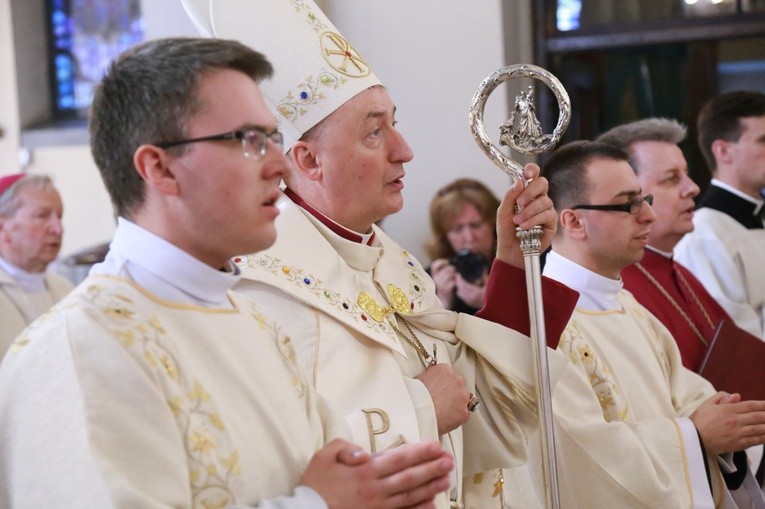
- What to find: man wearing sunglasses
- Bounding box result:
[510,139,765,508]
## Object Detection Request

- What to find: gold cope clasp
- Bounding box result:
[357,284,437,367]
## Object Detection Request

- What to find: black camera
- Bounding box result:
[448,250,489,284]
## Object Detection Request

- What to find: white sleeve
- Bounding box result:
[675,222,765,339]
[0,316,328,509]
[676,417,716,508]
[231,487,328,509]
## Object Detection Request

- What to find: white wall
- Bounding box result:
[1,0,533,262]
[0,1,21,172]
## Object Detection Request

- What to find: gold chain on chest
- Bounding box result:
[358,284,437,367]
[634,262,714,348]
[390,314,437,367]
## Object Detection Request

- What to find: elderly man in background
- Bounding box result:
[0,173,72,352]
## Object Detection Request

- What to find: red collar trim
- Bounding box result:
[284,188,375,245]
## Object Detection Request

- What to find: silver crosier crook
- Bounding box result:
[468,63,571,509]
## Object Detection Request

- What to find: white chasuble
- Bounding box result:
[0,264,73,354]
[234,193,570,508]
[543,291,740,508]
[0,276,339,508]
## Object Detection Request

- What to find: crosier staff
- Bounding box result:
[469,64,571,509]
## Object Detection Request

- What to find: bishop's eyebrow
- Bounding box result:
[366,105,397,121]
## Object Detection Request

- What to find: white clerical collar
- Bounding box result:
[711,178,764,209]
[298,207,382,272]
[284,188,376,245]
[543,250,623,311]
[0,256,47,292]
[646,245,673,259]
[90,218,239,307]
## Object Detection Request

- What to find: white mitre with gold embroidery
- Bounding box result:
[181,0,382,150]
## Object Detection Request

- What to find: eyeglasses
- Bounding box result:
[571,194,654,215]
[154,127,283,159]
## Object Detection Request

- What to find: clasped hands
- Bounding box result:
[691,391,765,455]
[300,438,454,509]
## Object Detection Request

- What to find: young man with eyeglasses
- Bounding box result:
[597,118,733,372]
[507,139,765,508]
[0,37,456,508]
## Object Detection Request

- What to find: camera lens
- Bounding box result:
[448,250,489,283]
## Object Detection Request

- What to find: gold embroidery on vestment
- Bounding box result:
[81,283,251,506]
[244,255,402,339]
[360,408,408,453]
[357,286,437,366]
[561,320,629,422]
[320,31,370,77]
[357,284,411,323]
[362,408,390,453]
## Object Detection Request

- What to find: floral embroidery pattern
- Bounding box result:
[81,283,243,508]
[401,251,428,308]
[559,320,628,422]
[290,0,328,33]
[8,295,77,354]
[244,297,305,396]
[276,0,371,120]
[276,0,342,120]
[239,255,390,336]
[276,70,346,122]
[236,254,428,341]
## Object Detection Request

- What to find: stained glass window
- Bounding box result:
[557,0,582,31]
[47,0,144,119]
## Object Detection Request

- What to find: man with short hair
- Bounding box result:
[597,118,731,371]
[0,37,454,508]
[182,1,578,507]
[674,91,765,340]
[531,139,765,507]
[0,173,72,351]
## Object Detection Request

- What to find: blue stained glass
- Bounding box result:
[557,0,582,31]
[59,96,75,109]
[47,0,145,118]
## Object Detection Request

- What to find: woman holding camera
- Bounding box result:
[425,178,500,314]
